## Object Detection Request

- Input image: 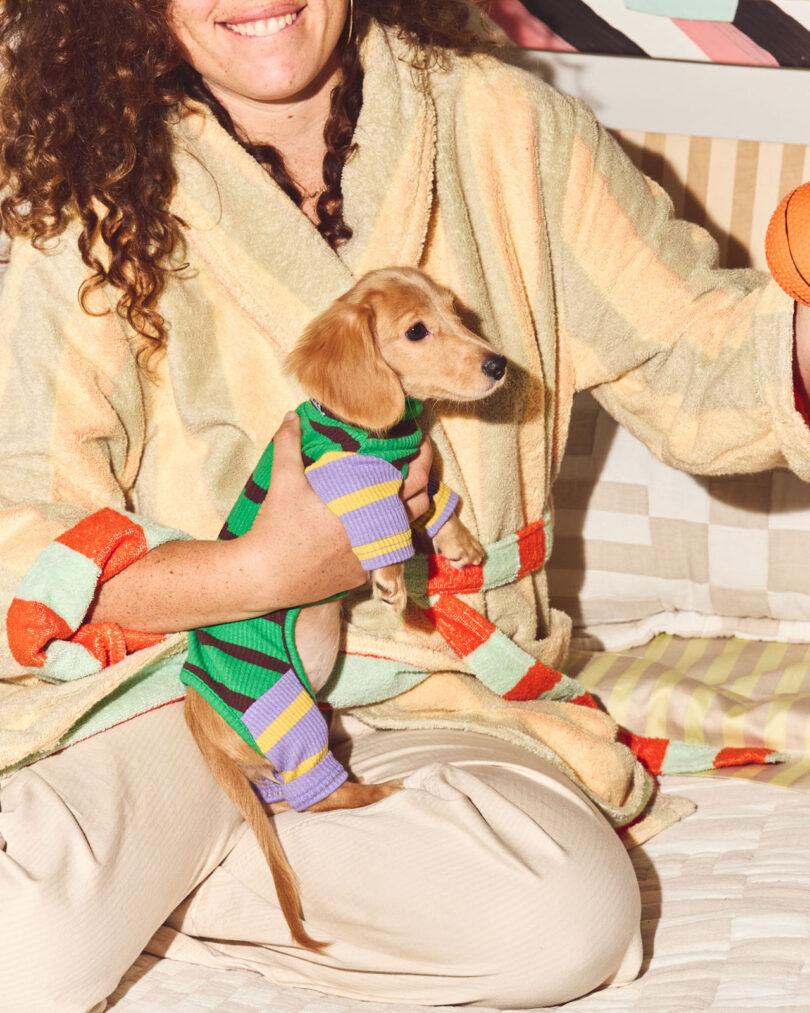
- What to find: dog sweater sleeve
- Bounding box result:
[305,452,415,570]
[183,614,348,812]
[419,474,460,539]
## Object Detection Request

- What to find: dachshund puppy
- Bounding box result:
[183,267,508,950]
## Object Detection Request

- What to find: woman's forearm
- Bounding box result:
[88,413,368,633]
[89,518,367,633]
[87,412,433,635]
[88,536,283,633]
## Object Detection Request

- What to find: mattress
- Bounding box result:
[107,774,810,1013]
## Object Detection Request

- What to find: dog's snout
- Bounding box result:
[481,354,507,381]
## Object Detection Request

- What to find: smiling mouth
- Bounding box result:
[222,9,301,37]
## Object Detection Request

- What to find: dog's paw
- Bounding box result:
[435,525,484,570]
[371,564,408,611]
[307,779,403,813]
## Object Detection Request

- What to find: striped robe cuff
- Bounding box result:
[6,508,189,680]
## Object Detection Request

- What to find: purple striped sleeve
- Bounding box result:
[417,474,460,539]
[243,669,348,811]
[306,453,413,570]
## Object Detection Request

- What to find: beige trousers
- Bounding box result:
[0,701,642,1012]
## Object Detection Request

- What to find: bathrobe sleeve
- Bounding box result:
[0,233,188,682]
[544,92,810,481]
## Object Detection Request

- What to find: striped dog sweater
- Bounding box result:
[180,397,458,810]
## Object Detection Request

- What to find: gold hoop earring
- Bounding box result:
[344,0,354,47]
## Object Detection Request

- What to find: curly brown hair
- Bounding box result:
[0,1,496,367]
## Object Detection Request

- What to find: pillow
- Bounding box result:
[548,132,810,650]
[549,393,810,649]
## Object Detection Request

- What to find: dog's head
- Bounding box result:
[286,267,507,432]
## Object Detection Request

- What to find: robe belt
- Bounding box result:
[402,512,583,702]
[404,514,552,600]
[403,512,783,776]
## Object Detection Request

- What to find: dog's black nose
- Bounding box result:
[482,354,507,381]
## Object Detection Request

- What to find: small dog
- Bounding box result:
[183,267,508,949]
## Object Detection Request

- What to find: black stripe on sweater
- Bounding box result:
[243,476,268,504]
[309,419,361,452]
[391,450,419,471]
[195,629,290,674]
[183,661,257,712]
[385,417,419,440]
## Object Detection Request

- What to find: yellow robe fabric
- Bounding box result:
[0,25,802,796]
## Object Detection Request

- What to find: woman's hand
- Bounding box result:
[237,412,367,607]
[243,417,433,601]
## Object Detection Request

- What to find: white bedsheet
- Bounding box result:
[107,776,810,1012]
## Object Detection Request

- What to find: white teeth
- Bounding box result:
[225,11,298,36]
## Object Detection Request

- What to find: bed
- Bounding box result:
[108,773,810,1011]
[107,50,810,1012]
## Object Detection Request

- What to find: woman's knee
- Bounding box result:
[475,840,641,1008]
[1,812,119,1011]
[285,761,641,1008]
[421,808,639,1006]
[435,758,643,1007]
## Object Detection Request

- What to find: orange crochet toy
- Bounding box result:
[766,182,810,306]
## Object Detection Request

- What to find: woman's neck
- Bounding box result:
[204,51,342,196]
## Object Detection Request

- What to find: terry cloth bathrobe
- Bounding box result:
[0,20,807,1011]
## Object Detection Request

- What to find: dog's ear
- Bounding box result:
[286,297,406,432]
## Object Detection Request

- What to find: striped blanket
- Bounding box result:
[568,634,810,793]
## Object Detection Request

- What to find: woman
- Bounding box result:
[0,1,807,1010]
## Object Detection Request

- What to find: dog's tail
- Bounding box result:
[184,689,328,951]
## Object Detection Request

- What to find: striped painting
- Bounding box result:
[489,0,810,67]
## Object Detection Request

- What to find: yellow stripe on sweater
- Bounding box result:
[353,530,412,561]
[254,690,314,753]
[421,481,452,527]
[280,746,329,784]
[327,479,402,516]
[305,451,353,472]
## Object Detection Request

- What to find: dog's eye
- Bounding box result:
[405,322,428,342]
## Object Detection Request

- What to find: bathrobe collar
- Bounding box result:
[169,22,437,356]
